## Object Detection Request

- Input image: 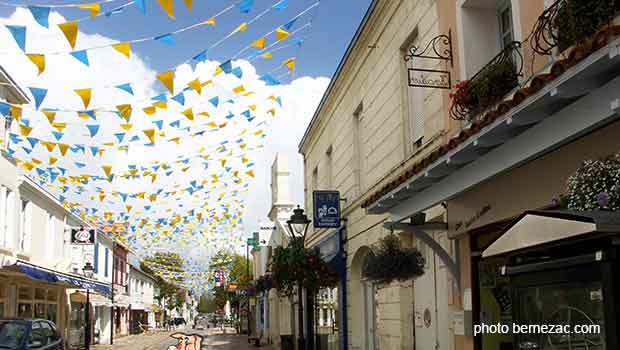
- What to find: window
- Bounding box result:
[19,200,31,253]
[498,0,514,48]
[104,248,109,277]
[93,242,99,274]
[0,285,6,317]
[45,213,54,260]
[0,187,15,247]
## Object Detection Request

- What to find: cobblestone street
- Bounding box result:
[92,327,273,350]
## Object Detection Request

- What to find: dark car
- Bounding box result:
[0,319,64,350]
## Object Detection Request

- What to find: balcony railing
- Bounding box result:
[530,0,620,56]
[449,41,523,121]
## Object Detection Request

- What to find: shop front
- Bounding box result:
[307,228,346,350]
[130,304,147,334]
[0,258,111,348]
[113,293,131,337]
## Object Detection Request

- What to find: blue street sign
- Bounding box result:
[313,190,341,228]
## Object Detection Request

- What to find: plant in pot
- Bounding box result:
[362,233,425,285]
[271,238,339,297]
[552,0,620,53]
[565,152,620,211]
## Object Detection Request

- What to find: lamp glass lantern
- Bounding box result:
[83,261,95,278]
[286,205,311,242]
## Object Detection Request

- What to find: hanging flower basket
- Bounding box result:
[271,238,339,297]
[362,233,425,285]
[255,274,274,293]
[565,152,620,211]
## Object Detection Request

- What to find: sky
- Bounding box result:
[0,0,372,285]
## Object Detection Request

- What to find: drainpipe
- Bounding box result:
[339,227,348,350]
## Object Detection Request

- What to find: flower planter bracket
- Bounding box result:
[383,221,460,290]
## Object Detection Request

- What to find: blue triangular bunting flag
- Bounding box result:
[155,33,175,46]
[231,67,243,78]
[6,25,26,51]
[29,6,50,28]
[86,124,99,137]
[238,0,254,13]
[115,83,134,95]
[70,50,89,66]
[209,96,219,107]
[28,87,47,109]
[272,0,288,10]
[171,93,185,105]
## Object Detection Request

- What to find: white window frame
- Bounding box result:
[19,200,32,253]
[497,0,514,49]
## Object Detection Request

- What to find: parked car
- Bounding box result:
[0,318,64,350]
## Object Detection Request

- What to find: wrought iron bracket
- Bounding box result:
[383,220,460,290]
[404,30,453,67]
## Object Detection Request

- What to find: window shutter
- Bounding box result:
[93,242,99,273]
[104,248,109,277]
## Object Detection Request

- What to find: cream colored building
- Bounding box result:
[1,65,111,349]
[299,1,459,349]
[301,1,620,350]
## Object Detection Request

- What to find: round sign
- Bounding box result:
[423,308,432,328]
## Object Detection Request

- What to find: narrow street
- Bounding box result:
[92,327,271,350]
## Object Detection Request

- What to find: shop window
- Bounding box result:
[46,304,57,323]
[18,303,33,318]
[0,285,6,317]
[35,303,46,318]
[35,288,46,301]
[457,0,518,79]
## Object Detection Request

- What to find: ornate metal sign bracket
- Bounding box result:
[404,30,453,89]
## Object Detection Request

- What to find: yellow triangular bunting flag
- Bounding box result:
[187,79,202,94]
[102,165,112,178]
[120,123,133,130]
[204,17,215,26]
[58,143,69,156]
[275,27,289,41]
[143,106,156,115]
[58,21,78,49]
[157,70,174,94]
[261,52,272,59]
[232,85,245,94]
[78,3,100,16]
[153,101,167,109]
[112,42,131,59]
[49,156,58,165]
[233,22,247,34]
[157,0,174,18]
[19,124,32,136]
[51,122,66,132]
[116,104,132,119]
[184,0,192,10]
[74,88,92,109]
[246,170,255,177]
[182,108,194,121]
[283,57,296,71]
[251,37,265,49]
[143,128,156,143]
[10,106,21,121]
[26,54,45,75]
[43,111,56,124]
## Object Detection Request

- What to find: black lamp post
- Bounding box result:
[83,262,95,350]
[286,206,311,350]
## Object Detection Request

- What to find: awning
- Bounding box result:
[70,292,113,307]
[482,210,620,258]
[2,259,111,295]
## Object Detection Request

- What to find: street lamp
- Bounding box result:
[286,206,311,350]
[286,206,311,242]
[83,262,95,350]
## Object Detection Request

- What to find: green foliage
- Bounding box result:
[566,152,620,211]
[141,252,186,312]
[362,234,425,285]
[468,60,518,112]
[553,0,619,52]
[198,294,218,314]
[271,238,338,297]
[228,254,253,284]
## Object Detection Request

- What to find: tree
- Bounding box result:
[197,294,218,314]
[228,254,253,284]
[141,252,186,319]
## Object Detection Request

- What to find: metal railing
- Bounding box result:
[449,41,523,121]
[529,0,620,56]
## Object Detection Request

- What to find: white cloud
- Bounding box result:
[0,8,330,272]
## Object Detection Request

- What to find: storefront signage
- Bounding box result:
[70,227,95,244]
[404,30,453,90]
[408,68,451,89]
[313,190,341,228]
[454,204,492,233]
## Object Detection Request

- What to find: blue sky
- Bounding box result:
[1,0,372,79]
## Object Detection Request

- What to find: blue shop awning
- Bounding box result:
[5,260,112,295]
